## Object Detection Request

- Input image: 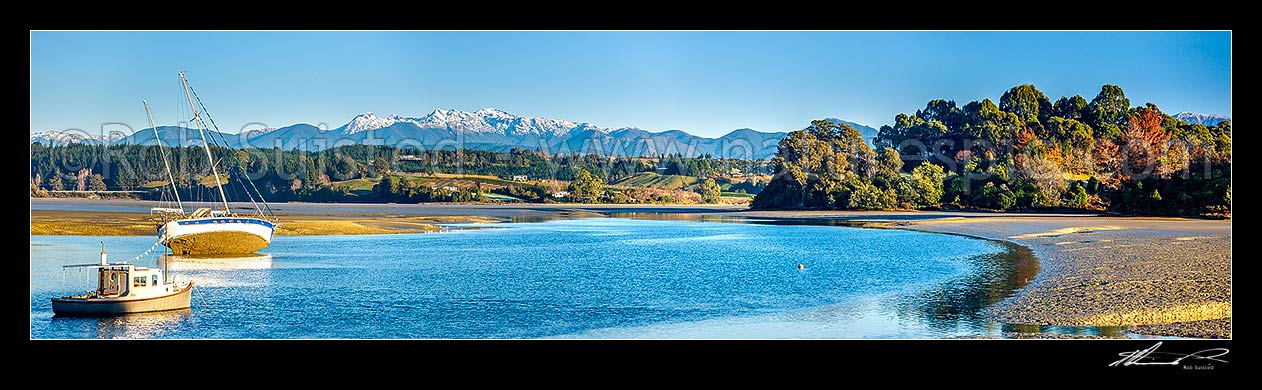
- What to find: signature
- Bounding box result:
[1110,342,1229,367]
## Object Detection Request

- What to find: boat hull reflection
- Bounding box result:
[162,253,273,270]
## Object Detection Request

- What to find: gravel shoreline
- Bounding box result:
[736,210,1232,338]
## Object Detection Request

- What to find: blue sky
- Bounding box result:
[30,31,1231,137]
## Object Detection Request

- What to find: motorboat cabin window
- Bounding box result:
[152,275,159,285]
[134,276,147,287]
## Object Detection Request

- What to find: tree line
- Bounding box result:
[30,143,769,204]
[752,84,1231,217]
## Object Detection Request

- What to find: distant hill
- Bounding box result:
[31,108,874,160]
[1174,112,1231,127]
[116,126,246,148]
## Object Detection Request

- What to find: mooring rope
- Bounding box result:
[194,285,210,308]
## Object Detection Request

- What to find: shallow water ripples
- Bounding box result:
[32,218,1017,339]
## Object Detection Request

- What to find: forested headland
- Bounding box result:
[751,84,1230,217]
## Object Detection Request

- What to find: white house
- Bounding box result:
[511,175,528,182]
[552,191,570,198]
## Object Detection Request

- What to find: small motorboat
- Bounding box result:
[51,243,193,316]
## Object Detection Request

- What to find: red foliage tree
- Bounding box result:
[1120,106,1170,180]
[1093,138,1122,190]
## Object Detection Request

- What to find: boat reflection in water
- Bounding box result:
[162,253,273,271]
[95,309,192,339]
[48,308,193,339]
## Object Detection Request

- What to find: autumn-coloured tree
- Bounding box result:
[1092,138,1122,190]
[1157,142,1191,179]
[1061,146,1094,176]
[1044,143,1064,168]
[953,149,974,174]
[1013,125,1036,152]
[1120,105,1170,180]
[1125,105,1171,146]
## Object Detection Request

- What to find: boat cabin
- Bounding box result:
[74,264,172,299]
[53,260,193,316]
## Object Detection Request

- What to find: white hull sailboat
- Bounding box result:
[158,214,276,255]
[146,72,277,256]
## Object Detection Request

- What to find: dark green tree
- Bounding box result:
[1046,117,1095,149]
[1069,183,1089,208]
[47,173,64,191]
[1088,84,1131,139]
[916,99,965,132]
[1052,95,1089,121]
[370,157,390,177]
[999,84,1053,124]
[373,175,404,201]
[875,113,948,158]
[87,174,108,191]
[962,98,1025,145]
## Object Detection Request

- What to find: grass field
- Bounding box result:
[399,174,510,191]
[610,172,700,189]
[329,178,379,195]
[327,173,546,195]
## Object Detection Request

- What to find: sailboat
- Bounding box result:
[148,72,277,255]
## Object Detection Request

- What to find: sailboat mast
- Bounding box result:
[179,72,230,214]
[143,100,184,212]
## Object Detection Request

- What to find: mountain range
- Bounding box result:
[1173,112,1231,127]
[30,108,881,160]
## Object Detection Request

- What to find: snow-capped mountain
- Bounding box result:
[334,108,582,137]
[29,130,124,146]
[339,112,402,134]
[309,108,794,158]
[1174,112,1231,127]
[31,108,878,159]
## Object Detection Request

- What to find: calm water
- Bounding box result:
[30,217,1060,339]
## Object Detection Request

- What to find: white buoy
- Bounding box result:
[100,241,107,265]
